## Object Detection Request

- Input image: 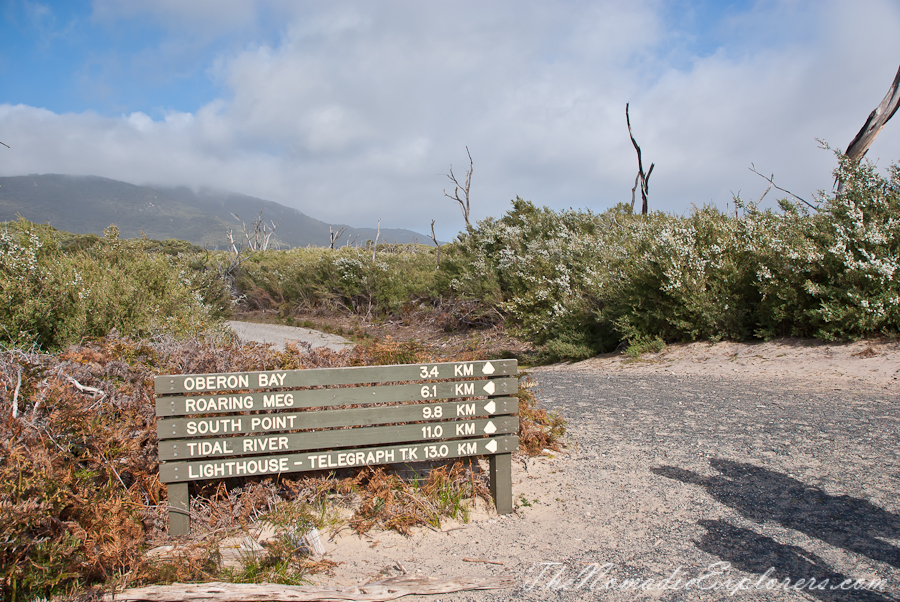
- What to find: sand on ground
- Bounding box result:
[298,337,900,600]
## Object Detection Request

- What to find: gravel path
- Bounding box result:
[323,370,900,601]
[226,320,355,352]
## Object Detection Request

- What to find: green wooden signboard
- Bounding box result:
[155,360,517,394]
[158,397,517,438]
[155,377,517,416]
[154,359,519,535]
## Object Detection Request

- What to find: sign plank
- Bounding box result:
[159,435,519,482]
[158,417,518,460]
[155,377,516,417]
[155,360,517,394]
[157,397,517,439]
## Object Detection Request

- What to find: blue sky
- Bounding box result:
[2,0,900,239]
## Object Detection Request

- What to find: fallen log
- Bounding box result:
[104,574,515,602]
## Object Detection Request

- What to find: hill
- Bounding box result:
[0,174,430,248]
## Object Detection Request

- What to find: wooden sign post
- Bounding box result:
[154,360,519,535]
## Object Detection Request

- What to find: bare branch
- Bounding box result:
[626,104,653,214]
[631,172,640,213]
[846,62,900,163]
[372,218,381,262]
[749,164,818,211]
[66,375,104,397]
[219,229,246,287]
[231,210,280,251]
[0,141,9,149]
[11,365,21,418]
[429,219,441,264]
[443,147,473,227]
[225,228,239,256]
[329,226,346,250]
[104,574,515,602]
[756,182,772,205]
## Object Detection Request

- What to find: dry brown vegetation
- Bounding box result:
[246,302,533,361]
[0,332,563,599]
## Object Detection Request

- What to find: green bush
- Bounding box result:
[440,151,900,358]
[439,199,621,359]
[806,153,900,338]
[234,243,440,317]
[0,219,229,350]
[597,205,769,343]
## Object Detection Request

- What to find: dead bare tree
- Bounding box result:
[845,63,900,163]
[837,62,900,192]
[443,147,473,227]
[372,218,381,262]
[218,210,280,293]
[626,103,654,215]
[225,228,241,257]
[429,219,441,264]
[213,232,248,296]
[230,210,280,251]
[329,226,346,250]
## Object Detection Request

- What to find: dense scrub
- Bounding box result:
[7,152,892,361]
[232,243,439,318]
[235,153,900,360]
[0,220,229,351]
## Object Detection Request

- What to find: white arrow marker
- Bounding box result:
[482,381,496,395]
[484,400,496,414]
[483,421,497,434]
[485,440,498,453]
[482,361,495,375]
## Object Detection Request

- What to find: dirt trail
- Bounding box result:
[226,320,355,352]
[315,338,900,601]
[560,337,900,390]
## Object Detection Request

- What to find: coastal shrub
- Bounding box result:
[0,220,228,350]
[441,151,900,358]
[234,243,439,317]
[806,152,900,338]
[597,205,769,343]
[439,199,621,360]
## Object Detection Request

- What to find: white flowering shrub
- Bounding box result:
[807,153,900,338]
[445,151,900,358]
[439,199,626,359]
[0,219,226,350]
[597,207,741,342]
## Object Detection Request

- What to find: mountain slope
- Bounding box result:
[0,174,430,248]
[0,174,231,245]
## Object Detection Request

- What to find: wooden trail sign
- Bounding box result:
[154,360,519,535]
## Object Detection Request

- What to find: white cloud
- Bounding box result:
[3,0,900,239]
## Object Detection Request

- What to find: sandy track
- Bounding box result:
[316,339,900,601]
[226,320,355,352]
[559,337,900,391]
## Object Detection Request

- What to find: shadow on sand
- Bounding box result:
[653,459,899,600]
